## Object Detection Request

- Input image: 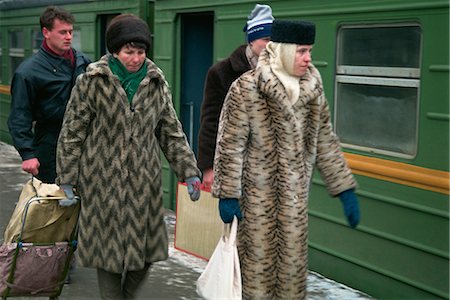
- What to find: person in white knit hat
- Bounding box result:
[197,4,274,188]
[212,19,361,299]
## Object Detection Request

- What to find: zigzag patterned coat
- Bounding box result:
[212,49,357,299]
[56,55,200,273]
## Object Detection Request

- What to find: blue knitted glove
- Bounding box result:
[59,184,79,207]
[339,189,360,228]
[219,198,243,224]
[185,176,201,201]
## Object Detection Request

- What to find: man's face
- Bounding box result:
[42,18,73,55]
[293,45,313,77]
[250,37,271,57]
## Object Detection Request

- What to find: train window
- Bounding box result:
[338,26,421,69]
[335,24,421,158]
[32,29,44,53]
[72,30,82,51]
[8,30,24,82]
[0,34,2,83]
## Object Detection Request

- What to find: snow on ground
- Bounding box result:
[164,211,373,299]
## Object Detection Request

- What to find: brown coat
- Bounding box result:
[212,49,357,299]
[56,55,200,273]
[197,45,251,172]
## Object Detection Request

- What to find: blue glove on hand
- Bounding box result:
[219,198,243,224]
[339,189,360,228]
[185,176,201,201]
[59,184,79,207]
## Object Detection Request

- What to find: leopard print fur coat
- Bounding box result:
[212,48,357,299]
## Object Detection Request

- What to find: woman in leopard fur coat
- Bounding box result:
[212,20,360,299]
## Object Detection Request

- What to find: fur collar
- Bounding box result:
[255,48,323,109]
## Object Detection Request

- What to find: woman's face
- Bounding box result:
[116,44,146,73]
[293,45,313,77]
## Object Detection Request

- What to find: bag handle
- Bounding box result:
[223,216,238,246]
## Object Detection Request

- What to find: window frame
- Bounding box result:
[334,22,422,159]
[32,28,43,54]
[8,29,25,82]
[0,33,3,84]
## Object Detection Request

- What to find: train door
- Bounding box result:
[97,14,120,57]
[179,13,214,155]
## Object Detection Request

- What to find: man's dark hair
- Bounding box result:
[40,6,75,30]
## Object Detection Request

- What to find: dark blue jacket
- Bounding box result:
[8,46,91,183]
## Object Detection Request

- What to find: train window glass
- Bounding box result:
[72,30,81,51]
[9,30,24,49]
[32,29,44,53]
[0,34,2,83]
[335,24,421,158]
[9,30,24,82]
[336,81,417,156]
[338,26,421,68]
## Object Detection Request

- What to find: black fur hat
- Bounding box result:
[270,20,315,45]
[106,14,151,53]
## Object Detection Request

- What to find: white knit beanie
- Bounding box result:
[244,4,274,43]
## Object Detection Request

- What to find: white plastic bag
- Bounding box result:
[196,216,242,300]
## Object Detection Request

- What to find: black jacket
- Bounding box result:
[197,44,251,171]
[8,46,91,182]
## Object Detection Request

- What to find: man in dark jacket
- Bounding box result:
[197,4,274,188]
[8,5,91,183]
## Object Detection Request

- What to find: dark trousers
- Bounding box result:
[97,263,151,300]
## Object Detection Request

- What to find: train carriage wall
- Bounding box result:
[153,1,449,298]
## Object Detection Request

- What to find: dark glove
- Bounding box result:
[185,176,201,201]
[339,189,360,228]
[59,184,79,207]
[219,198,243,224]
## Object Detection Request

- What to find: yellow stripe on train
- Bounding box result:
[345,153,450,195]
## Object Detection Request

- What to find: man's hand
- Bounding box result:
[202,169,214,189]
[22,158,40,176]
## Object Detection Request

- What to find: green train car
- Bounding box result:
[0,0,448,299]
[155,2,448,299]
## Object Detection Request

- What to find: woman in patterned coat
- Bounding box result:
[56,14,201,299]
[212,20,361,299]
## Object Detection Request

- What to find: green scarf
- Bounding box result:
[108,56,147,104]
